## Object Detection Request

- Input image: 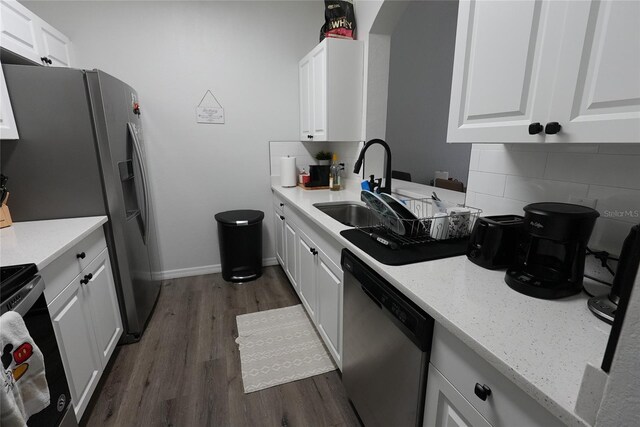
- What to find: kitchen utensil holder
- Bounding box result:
[357,195,481,247]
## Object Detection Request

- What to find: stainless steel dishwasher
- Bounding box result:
[341,249,433,427]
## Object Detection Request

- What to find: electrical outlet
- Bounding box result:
[569,196,598,209]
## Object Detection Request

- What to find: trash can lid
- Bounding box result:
[215,209,264,225]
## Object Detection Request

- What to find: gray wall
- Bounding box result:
[385,0,471,186]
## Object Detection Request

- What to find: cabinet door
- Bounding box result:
[299,55,313,141]
[311,44,327,141]
[83,249,123,368]
[49,278,101,421]
[547,0,640,143]
[316,250,342,367]
[424,364,492,427]
[284,221,298,289]
[274,210,285,267]
[0,66,19,139]
[37,20,73,67]
[297,231,317,319]
[447,0,556,143]
[0,0,41,63]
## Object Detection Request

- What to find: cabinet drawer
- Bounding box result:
[273,191,286,214]
[430,324,563,427]
[41,227,107,303]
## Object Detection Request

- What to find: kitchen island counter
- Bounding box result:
[272,179,610,427]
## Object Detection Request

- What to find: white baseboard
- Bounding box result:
[152,257,279,281]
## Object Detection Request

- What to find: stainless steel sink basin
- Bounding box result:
[314,202,375,227]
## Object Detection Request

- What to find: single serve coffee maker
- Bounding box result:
[505,202,599,299]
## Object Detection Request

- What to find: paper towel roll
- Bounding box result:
[434,170,449,181]
[280,156,297,187]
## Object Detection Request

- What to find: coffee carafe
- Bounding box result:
[505,202,599,299]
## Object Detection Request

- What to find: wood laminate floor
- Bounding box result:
[82,266,360,427]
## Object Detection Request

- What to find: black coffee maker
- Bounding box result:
[505,202,599,299]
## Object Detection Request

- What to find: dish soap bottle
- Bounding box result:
[329,153,343,191]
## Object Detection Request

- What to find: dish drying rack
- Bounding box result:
[358,195,482,248]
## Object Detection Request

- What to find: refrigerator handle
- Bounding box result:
[127,122,149,244]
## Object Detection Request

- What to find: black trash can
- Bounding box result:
[215,209,264,282]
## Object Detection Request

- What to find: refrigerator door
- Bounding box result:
[0,66,105,221]
[86,71,160,340]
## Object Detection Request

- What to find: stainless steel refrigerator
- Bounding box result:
[1,64,160,343]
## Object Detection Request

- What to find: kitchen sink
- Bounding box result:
[314,202,375,228]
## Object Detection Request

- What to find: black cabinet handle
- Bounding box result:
[77,252,86,259]
[528,122,543,135]
[474,383,492,401]
[310,248,317,255]
[40,56,52,65]
[307,135,313,139]
[279,203,284,207]
[80,273,93,285]
[279,215,285,220]
[544,122,562,135]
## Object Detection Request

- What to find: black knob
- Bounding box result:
[474,383,492,401]
[307,135,313,139]
[48,58,53,64]
[528,122,543,135]
[80,273,93,285]
[77,252,86,259]
[310,248,317,255]
[279,203,284,207]
[279,215,285,220]
[544,122,562,135]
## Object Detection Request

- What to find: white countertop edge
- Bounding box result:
[1,216,108,270]
[271,183,596,427]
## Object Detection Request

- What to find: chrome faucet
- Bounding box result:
[353,139,392,194]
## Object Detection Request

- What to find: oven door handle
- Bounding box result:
[10,277,45,317]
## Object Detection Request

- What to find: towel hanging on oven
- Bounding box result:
[1,311,50,425]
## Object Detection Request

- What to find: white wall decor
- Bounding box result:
[196,90,224,124]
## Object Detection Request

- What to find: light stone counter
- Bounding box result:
[1,216,108,269]
[272,178,610,427]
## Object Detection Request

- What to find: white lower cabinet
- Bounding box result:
[43,228,122,421]
[274,209,285,269]
[297,229,317,319]
[425,324,563,427]
[315,251,342,364]
[272,193,344,368]
[425,364,491,427]
[49,274,101,422]
[284,221,298,289]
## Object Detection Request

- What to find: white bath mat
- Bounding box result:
[235,304,336,393]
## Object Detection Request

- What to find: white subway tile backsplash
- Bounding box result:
[467,142,640,252]
[469,148,481,171]
[588,185,640,224]
[477,149,547,177]
[466,171,506,196]
[590,218,635,256]
[504,176,589,203]
[544,153,640,189]
[598,144,640,155]
[474,193,527,217]
[505,143,599,153]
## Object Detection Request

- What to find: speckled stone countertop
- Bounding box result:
[1,216,108,269]
[272,179,610,427]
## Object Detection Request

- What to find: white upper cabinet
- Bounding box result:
[0,0,41,63]
[0,0,73,67]
[547,0,640,143]
[448,0,640,144]
[299,38,364,142]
